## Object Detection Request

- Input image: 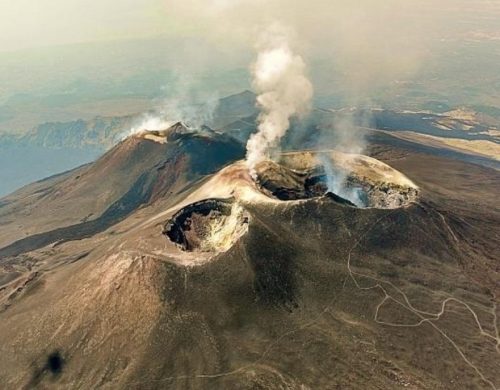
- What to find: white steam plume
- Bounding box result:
[246,25,313,178]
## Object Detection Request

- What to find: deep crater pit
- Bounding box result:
[254,158,419,209]
[163,198,250,253]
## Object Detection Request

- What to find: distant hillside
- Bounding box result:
[6,91,498,154]
[0,116,134,150]
[0,91,258,150]
[211,90,257,128]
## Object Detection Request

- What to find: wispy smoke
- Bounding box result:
[320,154,365,206]
[329,110,369,155]
[124,116,173,139]
[246,25,313,178]
[122,75,220,139]
[318,109,371,206]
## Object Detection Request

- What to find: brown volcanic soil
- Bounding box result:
[368,143,500,291]
[0,141,499,389]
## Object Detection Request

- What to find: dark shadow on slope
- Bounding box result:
[0,173,152,259]
[28,350,65,388]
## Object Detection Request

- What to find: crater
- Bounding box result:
[254,152,419,209]
[163,198,250,252]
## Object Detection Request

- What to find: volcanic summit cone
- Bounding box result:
[0,134,498,389]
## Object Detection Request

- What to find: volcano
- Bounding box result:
[0,127,498,389]
[0,122,244,257]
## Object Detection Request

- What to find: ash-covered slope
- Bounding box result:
[0,144,498,389]
[0,123,244,255]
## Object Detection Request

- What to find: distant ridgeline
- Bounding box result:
[0,116,134,151]
[0,90,259,151]
[1,89,497,152]
[0,116,138,197]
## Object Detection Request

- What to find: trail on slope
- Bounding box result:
[127,207,499,389]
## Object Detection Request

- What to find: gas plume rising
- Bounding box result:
[319,109,371,206]
[321,154,365,207]
[246,26,313,178]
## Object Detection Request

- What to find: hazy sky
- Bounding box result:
[2,0,500,107]
[1,0,500,136]
[0,0,168,51]
[2,0,500,53]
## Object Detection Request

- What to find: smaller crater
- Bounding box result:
[163,198,250,253]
